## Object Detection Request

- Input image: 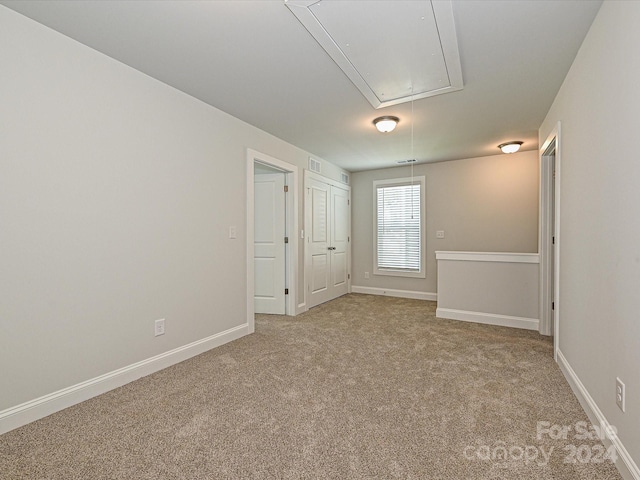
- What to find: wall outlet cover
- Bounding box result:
[154,319,165,337]
[616,377,625,412]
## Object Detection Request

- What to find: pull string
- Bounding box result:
[410,85,415,220]
[411,85,415,184]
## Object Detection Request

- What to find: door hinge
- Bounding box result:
[284,236,289,244]
[552,236,555,245]
[552,301,555,310]
[284,185,289,193]
[285,288,289,295]
[348,274,350,280]
[348,236,350,242]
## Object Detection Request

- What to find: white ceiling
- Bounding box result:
[1,0,602,172]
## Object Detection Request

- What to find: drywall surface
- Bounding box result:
[436,255,539,320]
[0,6,345,411]
[539,0,640,468]
[351,151,539,295]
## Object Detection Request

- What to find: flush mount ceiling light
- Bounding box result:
[498,141,523,154]
[373,116,399,133]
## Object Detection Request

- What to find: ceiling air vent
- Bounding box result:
[309,157,322,173]
[286,0,463,109]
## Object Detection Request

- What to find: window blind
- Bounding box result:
[376,183,421,271]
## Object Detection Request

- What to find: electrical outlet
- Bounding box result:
[364,272,370,279]
[436,230,445,239]
[616,377,625,412]
[155,319,165,337]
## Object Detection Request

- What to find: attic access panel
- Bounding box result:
[286,0,463,109]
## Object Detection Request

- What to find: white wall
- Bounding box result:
[0,6,346,413]
[350,151,539,295]
[540,0,639,470]
[436,252,539,330]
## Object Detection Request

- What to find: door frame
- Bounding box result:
[539,122,561,359]
[246,149,298,333]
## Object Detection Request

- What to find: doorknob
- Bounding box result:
[328,247,336,250]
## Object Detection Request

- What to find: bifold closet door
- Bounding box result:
[307,176,349,309]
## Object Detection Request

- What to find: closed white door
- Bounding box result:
[254,173,286,314]
[306,175,350,309]
[307,177,332,307]
[330,185,349,297]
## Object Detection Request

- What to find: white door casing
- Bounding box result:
[539,122,561,359]
[254,173,286,314]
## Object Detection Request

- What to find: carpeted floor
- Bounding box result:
[0,294,622,479]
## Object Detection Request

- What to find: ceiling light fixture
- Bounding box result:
[373,116,399,133]
[498,141,523,154]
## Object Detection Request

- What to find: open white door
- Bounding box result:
[254,173,286,314]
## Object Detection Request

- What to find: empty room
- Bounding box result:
[1,1,638,478]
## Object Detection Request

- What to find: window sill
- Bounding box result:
[373,269,426,279]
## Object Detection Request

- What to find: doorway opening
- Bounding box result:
[539,123,561,359]
[246,149,299,334]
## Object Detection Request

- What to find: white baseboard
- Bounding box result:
[0,323,249,435]
[351,285,437,301]
[557,350,639,480]
[435,307,539,331]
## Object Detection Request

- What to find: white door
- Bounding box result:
[254,173,286,314]
[330,185,349,297]
[307,177,332,307]
[306,175,350,309]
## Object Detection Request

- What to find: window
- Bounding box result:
[374,177,425,278]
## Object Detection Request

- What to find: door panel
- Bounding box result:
[311,254,328,293]
[312,188,328,242]
[254,173,286,314]
[331,251,347,289]
[255,258,276,297]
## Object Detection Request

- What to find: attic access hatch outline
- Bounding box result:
[285,0,464,109]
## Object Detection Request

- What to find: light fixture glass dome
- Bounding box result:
[373,116,399,133]
[498,141,523,154]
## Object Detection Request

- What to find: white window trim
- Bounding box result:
[373,176,426,278]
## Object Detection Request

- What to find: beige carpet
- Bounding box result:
[0,294,621,479]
